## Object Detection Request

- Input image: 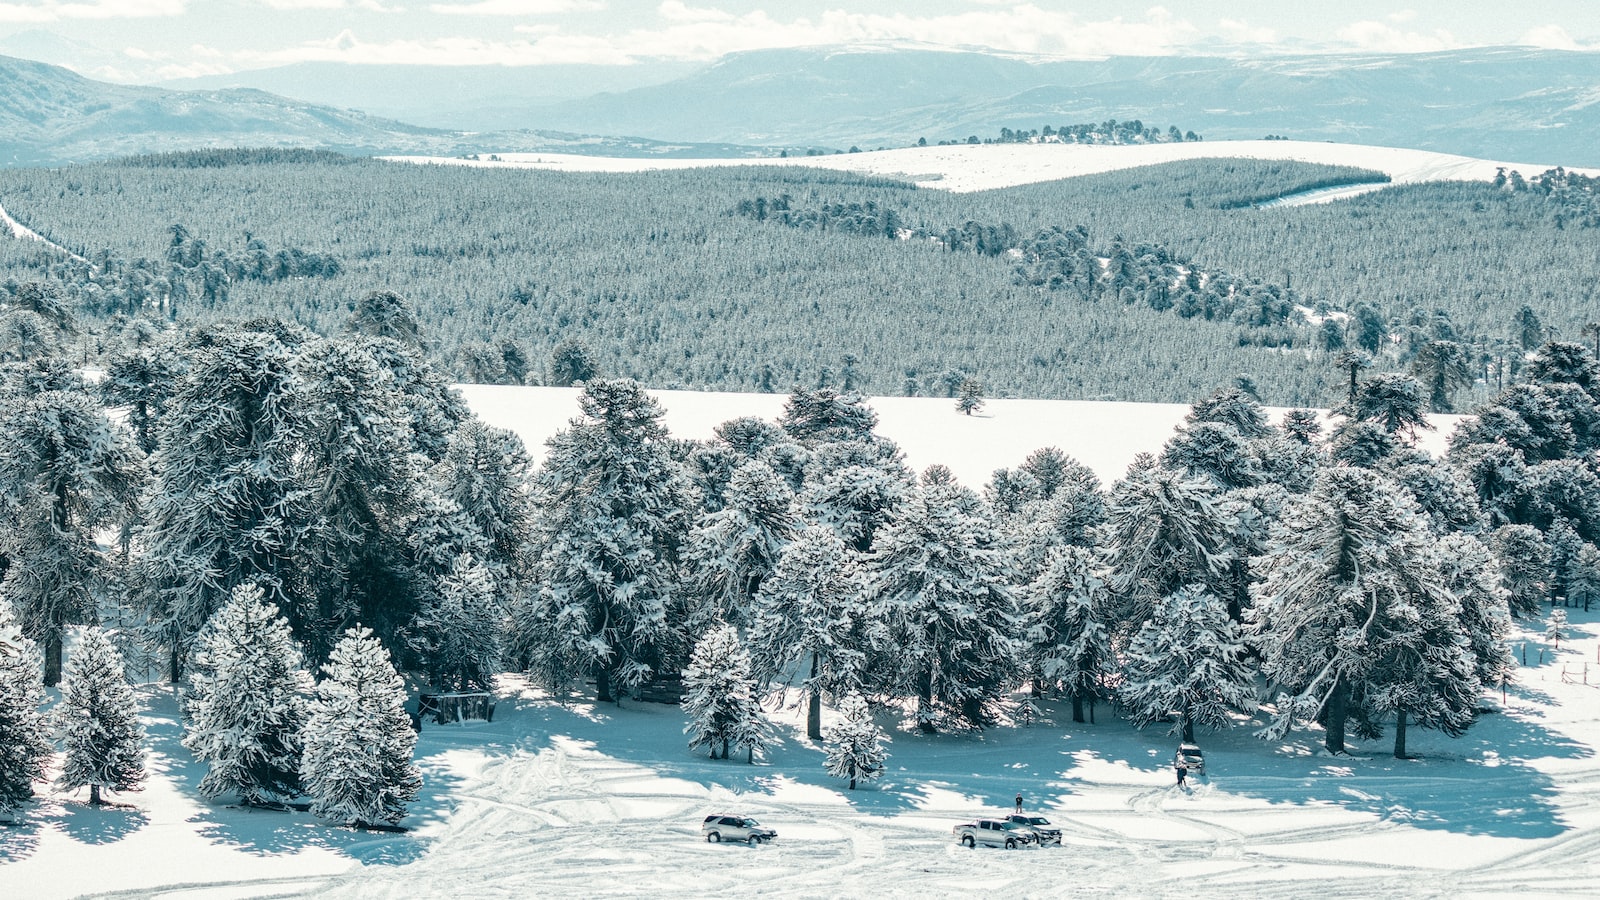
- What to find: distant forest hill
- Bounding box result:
[0,151,1596,409]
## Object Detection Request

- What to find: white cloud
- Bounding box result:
[1217,18,1276,45]
[429,0,602,15]
[1335,20,1460,54]
[1518,24,1599,52]
[656,1,731,25]
[1386,9,1418,24]
[0,0,183,23]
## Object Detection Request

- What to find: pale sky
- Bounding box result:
[1,0,1596,83]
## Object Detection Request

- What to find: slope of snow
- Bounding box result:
[457,384,1463,488]
[384,139,1600,195]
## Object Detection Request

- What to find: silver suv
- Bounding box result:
[702,814,777,844]
[1004,814,1061,845]
[952,818,1036,849]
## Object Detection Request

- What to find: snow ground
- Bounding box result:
[383,139,1600,196]
[456,384,1463,489]
[6,609,1597,899]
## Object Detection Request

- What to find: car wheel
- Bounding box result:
[707,832,720,843]
[748,835,761,845]
[962,835,975,848]
[1005,838,1017,849]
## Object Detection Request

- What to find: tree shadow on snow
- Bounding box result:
[136,685,445,866]
[1071,695,1586,841]
[55,801,149,845]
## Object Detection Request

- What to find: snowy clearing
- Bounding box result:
[456,384,1463,489]
[383,139,1600,195]
[7,610,1597,899]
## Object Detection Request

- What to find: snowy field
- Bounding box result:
[457,384,1463,489]
[384,139,1600,197]
[5,609,1597,899]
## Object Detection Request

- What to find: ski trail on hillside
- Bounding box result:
[0,198,86,263]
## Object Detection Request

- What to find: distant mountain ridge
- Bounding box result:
[516,45,1600,166]
[0,54,776,167]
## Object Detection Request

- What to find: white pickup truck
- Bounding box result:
[952,818,1037,849]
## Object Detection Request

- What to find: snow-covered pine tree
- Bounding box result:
[438,418,535,589]
[1546,609,1567,648]
[801,438,914,554]
[955,378,984,416]
[778,388,879,447]
[295,337,423,659]
[866,483,1021,732]
[1023,546,1113,724]
[134,326,310,682]
[0,598,51,820]
[1186,386,1273,439]
[517,379,695,702]
[57,627,145,806]
[682,623,765,761]
[412,554,502,692]
[0,388,144,685]
[1160,422,1264,490]
[1567,543,1600,612]
[1435,534,1516,691]
[182,583,314,805]
[1120,584,1256,742]
[1251,467,1455,754]
[749,524,866,740]
[300,626,421,827]
[1367,574,1481,759]
[684,459,798,627]
[824,693,888,790]
[1490,525,1552,617]
[1101,464,1233,635]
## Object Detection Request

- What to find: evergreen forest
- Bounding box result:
[1,153,1596,408]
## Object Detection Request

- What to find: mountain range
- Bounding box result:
[0,53,773,167]
[5,43,1600,167]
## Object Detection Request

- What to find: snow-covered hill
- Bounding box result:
[458,384,1463,488]
[388,139,1600,197]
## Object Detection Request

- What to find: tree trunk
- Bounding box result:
[1325,679,1350,755]
[849,766,858,790]
[1071,692,1085,724]
[721,737,730,760]
[806,654,822,740]
[168,644,183,685]
[1181,716,1195,744]
[1088,695,1096,725]
[44,634,63,688]
[1393,709,1409,759]
[595,667,612,704]
[89,784,102,806]
[918,671,937,734]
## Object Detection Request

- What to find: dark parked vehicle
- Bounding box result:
[702,814,776,844]
[1004,814,1062,845]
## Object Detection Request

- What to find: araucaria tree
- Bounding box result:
[300,626,421,827]
[1120,584,1256,742]
[825,694,888,790]
[57,627,146,806]
[1023,546,1113,724]
[867,482,1020,732]
[518,379,695,702]
[0,599,51,820]
[749,524,866,739]
[135,326,309,682]
[182,583,314,806]
[0,388,144,685]
[682,623,767,762]
[1101,463,1233,632]
[1252,467,1464,755]
[684,459,798,626]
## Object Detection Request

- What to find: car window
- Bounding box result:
[720,817,739,825]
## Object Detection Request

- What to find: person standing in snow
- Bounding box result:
[1176,760,1188,788]
[1015,793,1024,813]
